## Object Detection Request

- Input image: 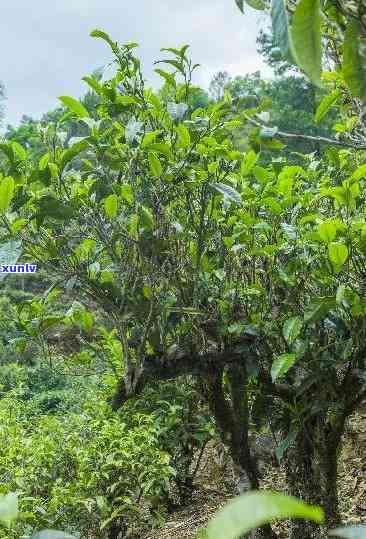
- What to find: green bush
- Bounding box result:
[0,376,212,538]
[0,397,173,537]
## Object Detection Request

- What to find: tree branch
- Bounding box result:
[111,347,295,409]
[243,113,366,151]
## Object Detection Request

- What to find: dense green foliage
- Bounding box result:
[0,362,213,537]
[0,3,366,538]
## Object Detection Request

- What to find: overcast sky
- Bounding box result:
[0,1,271,129]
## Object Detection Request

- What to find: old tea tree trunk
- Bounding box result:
[284,419,342,539]
[111,347,279,539]
[280,368,365,539]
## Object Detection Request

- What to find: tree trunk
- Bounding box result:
[205,364,277,539]
[315,418,343,529]
[284,416,343,539]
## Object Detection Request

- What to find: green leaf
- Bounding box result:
[283,317,303,344]
[291,0,322,86]
[210,182,242,205]
[11,141,27,161]
[138,205,154,230]
[328,243,348,269]
[271,0,295,61]
[158,59,185,75]
[116,95,139,106]
[318,221,337,243]
[330,526,366,539]
[48,162,59,179]
[104,194,118,218]
[39,153,50,171]
[155,69,177,88]
[176,124,191,148]
[148,152,162,177]
[351,164,366,181]
[0,493,19,527]
[82,75,103,96]
[0,143,15,163]
[90,29,117,51]
[275,430,298,463]
[148,142,171,157]
[315,90,341,123]
[241,150,258,176]
[0,176,15,214]
[60,140,88,170]
[35,196,75,222]
[242,0,267,9]
[141,130,161,148]
[343,21,366,102]
[30,530,77,539]
[161,45,190,59]
[58,96,89,118]
[120,184,134,204]
[75,239,96,260]
[271,353,297,381]
[304,297,335,324]
[206,491,324,539]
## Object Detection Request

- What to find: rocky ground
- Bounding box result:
[143,406,366,539]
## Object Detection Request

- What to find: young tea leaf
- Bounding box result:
[176,124,191,148]
[0,176,15,214]
[148,152,163,177]
[241,150,258,176]
[138,205,154,230]
[104,194,118,218]
[58,96,89,118]
[318,221,337,243]
[90,29,118,51]
[315,90,341,123]
[328,243,348,269]
[120,184,134,204]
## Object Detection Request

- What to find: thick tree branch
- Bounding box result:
[111,348,295,410]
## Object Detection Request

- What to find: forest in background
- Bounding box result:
[0,1,365,539]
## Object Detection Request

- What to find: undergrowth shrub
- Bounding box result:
[0,375,213,538]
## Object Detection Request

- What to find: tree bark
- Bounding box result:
[205,363,277,539]
[284,416,343,539]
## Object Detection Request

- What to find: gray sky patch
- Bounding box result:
[0,0,270,129]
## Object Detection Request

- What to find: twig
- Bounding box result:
[243,113,366,150]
